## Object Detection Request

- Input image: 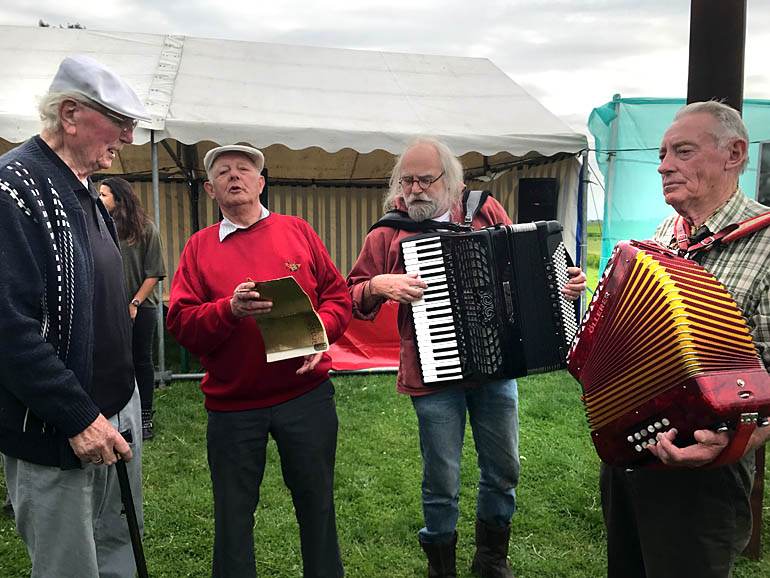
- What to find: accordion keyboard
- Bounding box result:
[402,236,464,382]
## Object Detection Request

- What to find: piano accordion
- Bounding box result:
[400,220,579,385]
[567,240,770,467]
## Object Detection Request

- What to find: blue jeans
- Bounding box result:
[411,379,520,544]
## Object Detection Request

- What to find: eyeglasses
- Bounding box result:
[399,171,444,191]
[80,101,138,134]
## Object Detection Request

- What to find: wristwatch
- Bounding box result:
[130,298,141,307]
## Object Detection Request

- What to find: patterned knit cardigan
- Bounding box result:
[0,137,101,468]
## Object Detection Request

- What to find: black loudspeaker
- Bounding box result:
[260,166,269,209]
[758,143,770,207]
[517,178,558,223]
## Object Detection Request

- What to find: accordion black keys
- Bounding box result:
[400,220,579,384]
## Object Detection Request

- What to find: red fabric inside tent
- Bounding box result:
[329,301,399,371]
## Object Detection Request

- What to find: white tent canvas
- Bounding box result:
[0,25,588,261]
[0,24,589,377]
[0,25,585,157]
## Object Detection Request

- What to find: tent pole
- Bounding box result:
[601,94,622,265]
[151,131,167,387]
[579,149,590,311]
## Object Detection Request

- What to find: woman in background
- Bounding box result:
[100,177,167,440]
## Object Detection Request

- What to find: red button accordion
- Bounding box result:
[567,240,770,467]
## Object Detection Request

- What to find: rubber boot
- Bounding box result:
[471,519,515,577]
[419,532,457,578]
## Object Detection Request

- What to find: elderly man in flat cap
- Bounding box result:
[167,145,351,578]
[0,55,151,578]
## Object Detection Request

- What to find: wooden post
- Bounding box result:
[687,0,746,111]
[687,0,762,560]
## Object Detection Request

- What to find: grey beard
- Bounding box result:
[407,199,439,222]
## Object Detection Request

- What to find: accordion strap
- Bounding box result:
[462,189,490,225]
[722,211,770,244]
[368,211,470,233]
[369,190,491,233]
[674,210,770,257]
[708,419,757,468]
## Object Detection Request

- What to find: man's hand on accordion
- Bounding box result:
[562,267,587,301]
[647,428,729,467]
[370,273,428,304]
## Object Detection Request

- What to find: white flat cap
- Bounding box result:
[49,55,151,122]
[204,145,265,175]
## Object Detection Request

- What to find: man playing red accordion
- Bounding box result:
[601,101,770,578]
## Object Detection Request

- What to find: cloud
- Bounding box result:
[3,0,770,131]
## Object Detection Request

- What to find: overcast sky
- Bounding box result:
[3,1,770,218]
[4,0,770,131]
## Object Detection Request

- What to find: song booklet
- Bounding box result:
[252,276,329,362]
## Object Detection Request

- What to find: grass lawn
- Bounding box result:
[585,220,602,291]
[2,372,770,577]
[2,220,769,576]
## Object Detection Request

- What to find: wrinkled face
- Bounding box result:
[204,152,265,214]
[98,184,116,213]
[72,101,134,174]
[657,113,738,215]
[399,143,450,222]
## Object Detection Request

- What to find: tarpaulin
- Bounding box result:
[588,96,770,271]
[329,301,399,371]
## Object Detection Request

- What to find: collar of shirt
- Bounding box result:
[434,210,451,222]
[692,188,744,239]
[219,209,270,242]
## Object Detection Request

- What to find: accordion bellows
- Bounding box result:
[568,240,770,466]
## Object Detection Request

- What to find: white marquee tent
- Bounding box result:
[0,24,589,257]
[0,25,585,158]
[0,24,589,376]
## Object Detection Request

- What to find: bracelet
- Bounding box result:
[130,298,141,307]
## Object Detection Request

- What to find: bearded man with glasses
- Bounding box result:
[0,55,150,578]
[347,137,585,577]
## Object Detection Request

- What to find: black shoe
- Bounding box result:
[2,500,13,518]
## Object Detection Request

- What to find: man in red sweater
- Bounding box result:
[167,145,351,578]
[347,138,585,577]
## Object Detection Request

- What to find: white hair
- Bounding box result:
[674,101,749,171]
[383,137,465,212]
[38,91,92,134]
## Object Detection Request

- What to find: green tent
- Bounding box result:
[589,96,770,270]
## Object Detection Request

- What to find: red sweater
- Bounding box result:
[167,213,351,411]
[347,196,512,396]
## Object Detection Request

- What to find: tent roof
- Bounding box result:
[0,25,586,162]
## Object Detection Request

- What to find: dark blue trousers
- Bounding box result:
[132,306,157,410]
[600,460,753,578]
[207,380,343,578]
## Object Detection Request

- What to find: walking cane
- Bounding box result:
[116,429,149,578]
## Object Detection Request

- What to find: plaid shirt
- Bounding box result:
[655,191,770,370]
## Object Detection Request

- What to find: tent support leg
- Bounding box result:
[151,131,167,387]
